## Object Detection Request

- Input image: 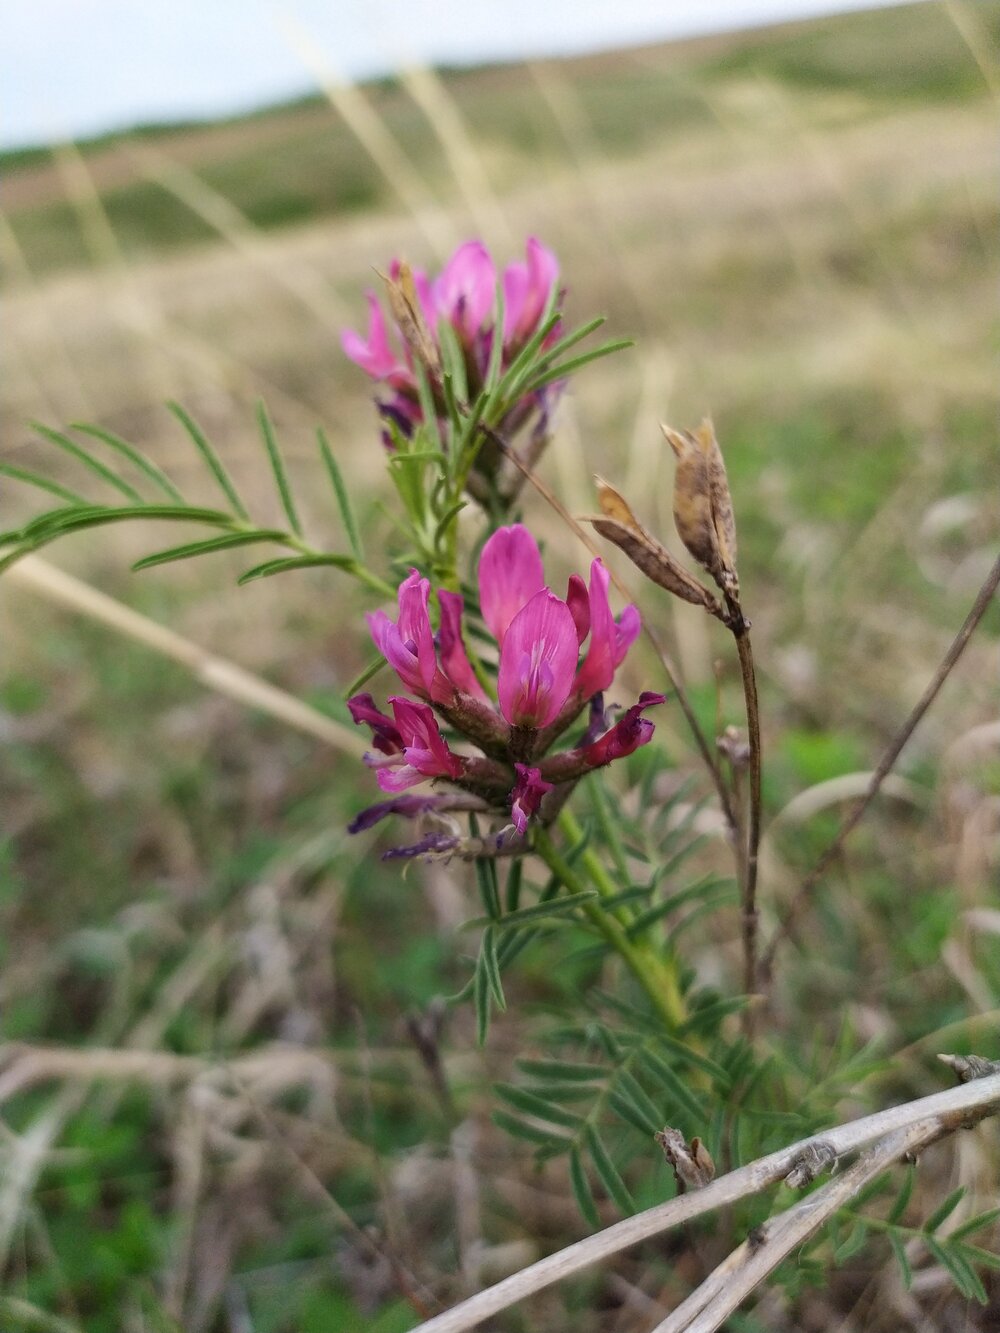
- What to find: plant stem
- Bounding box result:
[759,550,1000,987]
[533,822,687,1032]
[732,625,762,1035]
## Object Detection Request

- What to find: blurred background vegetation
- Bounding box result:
[1,1,998,1328]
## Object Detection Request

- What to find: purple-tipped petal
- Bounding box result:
[478,524,546,645]
[510,763,554,834]
[349,793,440,833]
[383,832,460,861]
[581,692,666,767]
[433,241,496,340]
[392,696,464,777]
[498,590,579,728]
[438,590,488,700]
[347,692,403,755]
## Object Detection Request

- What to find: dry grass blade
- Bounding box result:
[761,551,1000,983]
[6,555,367,758]
[277,15,454,258]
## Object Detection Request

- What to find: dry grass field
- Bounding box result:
[1,2,998,1329]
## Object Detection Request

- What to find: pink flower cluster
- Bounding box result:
[342,238,561,439]
[349,525,664,840]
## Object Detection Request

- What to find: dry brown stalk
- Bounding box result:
[6,555,368,759]
[649,1117,952,1333]
[410,1067,1000,1333]
[760,550,1000,985]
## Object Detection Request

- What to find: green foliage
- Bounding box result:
[0,406,393,596]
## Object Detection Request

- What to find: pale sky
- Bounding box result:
[4,0,912,151]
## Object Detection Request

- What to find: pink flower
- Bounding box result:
[510,764,553,834]
[579,693,665,767]
[498,590,579,728]
[341,293,409,385]
[573,560,641,702]
[432,241,496,341]
[342,238,565,444]
[366,696,464,792]
[437,590,488,701]
[347,693,403,755]
[366,569,441,700]
[478,524,545,644]
[502,237,559,345]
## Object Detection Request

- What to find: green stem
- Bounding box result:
[533,823,687,1032]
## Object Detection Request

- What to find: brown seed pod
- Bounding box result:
[379,261,441,381]
[655,1126,716,1191]
[662,419,740,600]
[586,477,727,621]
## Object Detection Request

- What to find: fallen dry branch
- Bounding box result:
[412,1065,1000,1333]
[0,1042,337,1104]
[649,1118,949,1333]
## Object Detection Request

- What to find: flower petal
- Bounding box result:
[478,524,546,645]
[574,559,641,700]
[341,292,400,379]
[510,763,554,834]
[438,590,488,700]
[498,589,578,728]
[433,241,496,339]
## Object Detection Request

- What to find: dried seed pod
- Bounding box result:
[662,419,740,601]
[380,261,441,381]
[655,1127,716,1191]
[587,477,727,621]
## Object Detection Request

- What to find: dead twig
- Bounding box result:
[759,551,1000,986]
[649,1118,947,1333]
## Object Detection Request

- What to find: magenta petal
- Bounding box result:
[367,570,440,699]
[367,610,425,697]
[502,261,529,342]
[433,241,496,339]
[521,236,559,336]
[375,763,427,793]
[510,763,554,834]
[498,590,578,728]
[437,590,487,700]
[566,573,590,645]
[582,693,666,767]
[341,292,400,379]
[574,560,642,700]
[388,696,463,782]
[347,692,403,755]
[396,569,438,695]
[478,524,546,645]
[574,559,617,699]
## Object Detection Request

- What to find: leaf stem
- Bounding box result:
[533,821,686,1032]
